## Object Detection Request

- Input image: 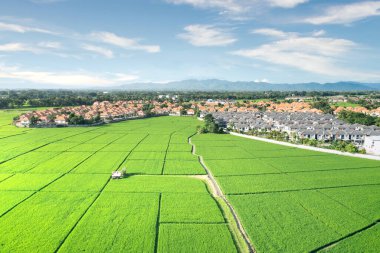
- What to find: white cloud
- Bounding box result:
[267,0,308,8]
[166,0,308,17]
[0,65,139,87]
[82,44,114,58]
[304,1,380,25]
[0,21,56,34]
[167,0,246,14]
[0,43,40,53]
[91,31,160,53]
[254,78,269,83]
[178,24,236,46]
[37,41,62,49]
[251,28,296,38]
[231,32,380,80]
[312,29,326,37]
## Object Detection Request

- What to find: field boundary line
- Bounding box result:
[0,174,15,184]
[311,220,380,252]
[54,177,112,253]
[161,132,175,175]
[116,134,149,170]
[0,132,27,140]
[189,135,255,253]
[160,221,227,224]
[230,132,380,161]
[227,182,380,195]
[0,130,118,219]
[0,127,101,165]
[215,165,380,177]
[22,132,106,174]
[0,171,69,219]
[154,193,162,253]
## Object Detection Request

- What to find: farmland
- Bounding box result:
[0,112,238,253]
[1,109,379,252]
[192,134,380,252]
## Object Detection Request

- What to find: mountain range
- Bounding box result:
[1,80,379,91]
[113,80,380,91]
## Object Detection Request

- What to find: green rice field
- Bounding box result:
[0,109,379,252]
[192,134,380,252]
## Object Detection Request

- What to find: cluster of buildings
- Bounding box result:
[15,100,325,128]
[197,100,323,113]
[334,106,380,116]
[15,100,195,127]
[208,111,380,154]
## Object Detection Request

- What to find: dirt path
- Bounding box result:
[189,137,255,253]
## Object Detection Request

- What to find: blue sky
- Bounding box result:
[0,0,379,87]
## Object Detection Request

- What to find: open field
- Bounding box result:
[0,113,238,253]
[192,134,380,252]
[1,109,379,252]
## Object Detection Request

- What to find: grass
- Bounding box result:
[193,133,380,252]
[0,173,61,191]
[58,192,159,253]
[0,190,34,216]
[158,224,237,253]
[1,114,239,252]
[5,110,377,252]
[160,193,225,223]
[104,175,208,193]
[0,192,97,252]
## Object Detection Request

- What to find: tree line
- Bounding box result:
[0,89,377,109]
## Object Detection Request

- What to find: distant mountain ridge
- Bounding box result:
[1,79,379,91]
[113,80,380,91]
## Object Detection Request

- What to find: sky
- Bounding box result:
[0,0,380,88]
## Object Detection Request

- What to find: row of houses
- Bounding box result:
[15,100,196,127]
[208,111,380,146]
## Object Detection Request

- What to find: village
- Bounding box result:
[206,111,380,155]
[13,99,380,155]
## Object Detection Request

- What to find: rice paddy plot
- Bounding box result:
[203,159,280,176]
[158,224,237,253]
[100,143,136,152]
[0,191,97,252]
[165,151,197,160]
[121,159,164,174]
[71,151,127,174]
[27,151,94,174]
[0,151,61,173]
[262,155,380,172]
[163,160,205,175]
[128,151,166,160]
[104,175,207,193]
[36,142,80,152]
[227,191,369,253]
[160,193,225,223]
[58,192,159,253]
[42,174,110,192]
[68,143,108,152]
[320,184,380,221]
[0,190,34,216]
[0,173,61,191]
[83,133,125,144]
[167,143,193,152]
[321,224,380,252]
[133,143,169,152]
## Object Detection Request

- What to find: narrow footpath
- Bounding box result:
[189,137,255,253]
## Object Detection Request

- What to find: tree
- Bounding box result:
[200,114,222,133]
[311,99,333,114]
[338,110,376,126]
[30,116,38,126]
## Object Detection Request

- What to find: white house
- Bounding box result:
[363,135,380,155]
